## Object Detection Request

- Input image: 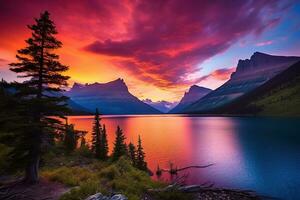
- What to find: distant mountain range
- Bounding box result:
[65,78,161,114]
[142,99,177,113]
[183,52,300,113]
[169,85,211,113]
[3,52,299,116]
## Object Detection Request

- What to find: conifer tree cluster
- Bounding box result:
[100,125,109,160]
[91,108,108,160]
[127,135,148,171]
[128,142,136,166]
[63,119,81,153]
[136,135,148,171]
[112,126,127,160]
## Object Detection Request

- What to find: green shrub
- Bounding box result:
[42,166,96,186]
[96,157,163,200]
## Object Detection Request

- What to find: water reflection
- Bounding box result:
[68,115,300,200]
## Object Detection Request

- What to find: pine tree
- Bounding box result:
[91,108,102,158]
[128,142,136,166]
[112,126,127,160]
[8,11,69,183]
[136,135,147,171]
[63,120,78,153]
[80,136,87,148]
[99,124,109,160]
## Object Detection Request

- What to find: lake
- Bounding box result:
[68,115,300,200]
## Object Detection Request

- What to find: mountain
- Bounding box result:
[183,52,300,113]
[210,61,300,116]
[169,85,212,113]
[142,99,177,113]
[65,78,161,114]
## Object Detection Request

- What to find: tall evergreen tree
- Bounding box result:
[112,126,127,160]
[136,135,147,171]
[8,11,69,183]
[91,108,102,158]
[99,124,109,160]
[128,142,136,166]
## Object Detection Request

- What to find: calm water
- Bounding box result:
[68,115,300,200]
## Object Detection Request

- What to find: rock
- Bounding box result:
[85,193,109,200]
[85,193,127,200]
[110,194,128,200]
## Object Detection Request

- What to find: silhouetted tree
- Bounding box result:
[99,124,109,160]
[63,120,78,153]
[128,142,136,166]
[8,11,69,183]
[112,126,127,160]
[136,135,147,171]
[92,108,102,158]
[80,136,87,148]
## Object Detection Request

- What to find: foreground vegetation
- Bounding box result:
[42,152,161,200]
[0,142,193,200]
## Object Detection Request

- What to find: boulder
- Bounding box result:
[85,193,127,200]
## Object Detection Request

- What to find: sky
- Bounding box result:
[0,0,300,102]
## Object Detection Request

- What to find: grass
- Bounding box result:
[252,77,300,116]
[41,149,173,200]
[0,143,193,200]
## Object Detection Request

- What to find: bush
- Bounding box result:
[96,157,163,200]
[42,166,96,186]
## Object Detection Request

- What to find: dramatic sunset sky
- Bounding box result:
[0,0,300,102]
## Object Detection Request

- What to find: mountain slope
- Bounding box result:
[67,99,91,115]
[210,61,300,116]
[65,78,161,114]
[183,52,300,113]
[169,85,212,113]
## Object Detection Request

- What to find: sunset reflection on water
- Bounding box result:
[68,115,300,199]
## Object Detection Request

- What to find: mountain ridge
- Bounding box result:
[65,78,161,115]
[183,52,300,113]
[207,60,300,116]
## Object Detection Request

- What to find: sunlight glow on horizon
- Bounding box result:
[0,1,300,102]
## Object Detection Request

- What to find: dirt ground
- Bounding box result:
[0,178,69,200]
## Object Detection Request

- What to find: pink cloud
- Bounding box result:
[0,0,293,89]
[196,67,236,83]
[83,0,290,88]
[255,40,274,46]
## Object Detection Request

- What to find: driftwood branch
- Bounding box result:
[161,164,214,172]
[156,163,214,175]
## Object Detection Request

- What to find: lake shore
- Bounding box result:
[0,148,262,200]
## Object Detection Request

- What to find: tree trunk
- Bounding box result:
[24,147,40,184]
